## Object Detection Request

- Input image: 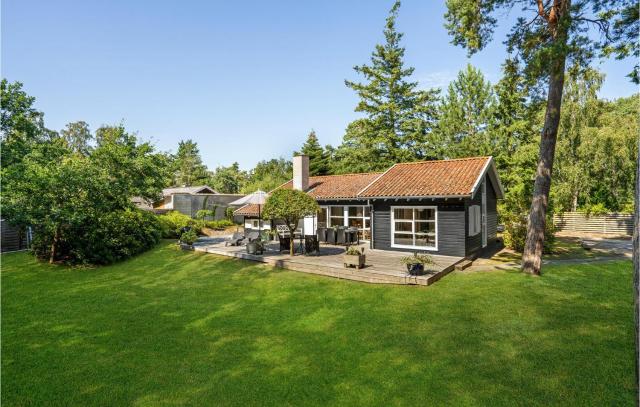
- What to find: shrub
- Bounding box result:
[225,207,235,221]
[205,219,234,230]
[580,202,609,216]
[32,209,163,265]
[157,211,197,237]
[195,209,215,220]
[180,229,198,245]
[502,211,555,254]
[400,252,434,265]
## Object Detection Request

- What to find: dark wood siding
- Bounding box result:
[486,179,498,243]
[371,199,466,257]
[465,174,499,256]
[1,220,28,252]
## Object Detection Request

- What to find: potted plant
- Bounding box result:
[400,252,435,275]
[343,246,366,269]
[246,239,264,255]
[179,229,198,251]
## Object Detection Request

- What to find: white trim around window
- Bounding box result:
[390,206,438,251]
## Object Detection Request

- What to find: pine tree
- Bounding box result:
[172,139,209,186]
[336,1,439,173]
[437,64,495,158]
[297,130,329,176]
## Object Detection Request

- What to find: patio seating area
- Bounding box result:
[193,236,463,285]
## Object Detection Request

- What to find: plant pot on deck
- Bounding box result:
[406,263,424,275]
[180,243,194,251]
[246,241,264,255]
[344,254,366,269]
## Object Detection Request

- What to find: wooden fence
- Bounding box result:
[553,212,635,236]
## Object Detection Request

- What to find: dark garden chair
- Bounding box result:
[225,232,245,247]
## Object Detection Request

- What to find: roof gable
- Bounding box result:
[358,157,497,198]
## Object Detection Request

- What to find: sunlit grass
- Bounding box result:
[2,241,635,406]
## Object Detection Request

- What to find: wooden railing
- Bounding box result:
[553,212,635,236]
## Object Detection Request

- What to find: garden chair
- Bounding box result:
[225,232,245,247]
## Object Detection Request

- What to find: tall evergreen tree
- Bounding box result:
[437,64,495,158]
[297,130,329,176]
[172,139,209,187]
[335,1,439,173]
[209,162,245,194]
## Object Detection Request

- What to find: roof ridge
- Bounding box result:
[392,156,492,166]
[310,171,383,179]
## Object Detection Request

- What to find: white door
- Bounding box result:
[481,180,487,248]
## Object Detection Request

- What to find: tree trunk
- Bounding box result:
[522,25,569,275]
[49,226,60,264]
[633,144,639,405]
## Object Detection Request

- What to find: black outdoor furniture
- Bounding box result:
[316,227,327,243]
[246,240,264,255]
[346,228,359,245]
[336,228,346,245]
[225,232,245,247]
[304,235,320,255]
[326,228,336,245]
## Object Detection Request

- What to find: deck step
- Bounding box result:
[454,259,473,270]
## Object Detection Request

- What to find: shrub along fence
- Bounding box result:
[553,212,634,236]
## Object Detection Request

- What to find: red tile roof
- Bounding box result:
[235,157,496,216]
[358,157,491,198]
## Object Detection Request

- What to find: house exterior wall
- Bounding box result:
[164,193,244,219]
[371,198,467,257]
[465,174,499,256]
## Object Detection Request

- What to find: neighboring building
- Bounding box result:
[235,155,504,257]
[1,219,30,253]
[152,185,243,220]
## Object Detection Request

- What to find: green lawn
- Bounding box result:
[2,241,635,406]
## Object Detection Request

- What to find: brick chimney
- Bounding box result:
[293,154,309,191]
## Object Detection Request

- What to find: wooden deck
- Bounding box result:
[193,237,463,285]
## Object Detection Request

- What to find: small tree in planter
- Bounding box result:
[179,229,198,250]
[344,246,366,269]
[400,252,435,275]
[262,189,319,256]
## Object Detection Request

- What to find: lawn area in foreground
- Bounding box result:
[2,241,635,406]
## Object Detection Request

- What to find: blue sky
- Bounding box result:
[3,0,637,170]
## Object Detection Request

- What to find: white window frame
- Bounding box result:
[319,205,371,235]
[390,206,438,251]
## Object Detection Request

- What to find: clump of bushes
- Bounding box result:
[180,229,198,245]
[157,211,197,238]
[501,207,555,254]
[32,209,162,265]
[205,219,234,230]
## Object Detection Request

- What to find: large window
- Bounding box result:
[391,206,437,250]
[317,205,372,240]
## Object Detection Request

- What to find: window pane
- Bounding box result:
[348,218,363,229]
[364,206,371,217]
[365,219,370,229]
[394,222,413,232]
[415,234,436,247]
[348,206,363,217]
[329,217,343,227]
[415,208,435,220]
[330,207,344,216]
[415,221,435,234]
[394,208,413,220]
[394,233,413,246]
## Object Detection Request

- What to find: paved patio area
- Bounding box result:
[193,237,463,285]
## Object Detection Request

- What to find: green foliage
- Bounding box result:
[399,252,434,265]
[580,202,609,216]
[225,207,235,221]
[31,208,162,265]
[195,209,215,220]
[345,246,364,256]
[241,158,292,193]
[205,219,234,230]
[179,229,198,245]
[158,211,196,237]
[263,189,319,255]
[171,139,209,187]
[209,162,245,193]
[60,121,92,155]
[334,1,440,173]
[436,64,496,158]
[296,130,329,176]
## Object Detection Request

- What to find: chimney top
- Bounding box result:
[293,155,309,191]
